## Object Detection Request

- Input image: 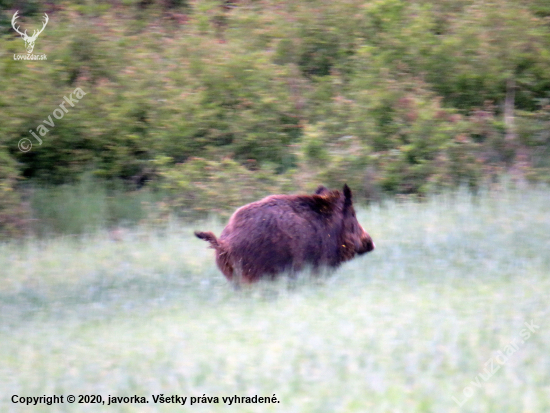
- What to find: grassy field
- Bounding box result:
[1,185,549,412]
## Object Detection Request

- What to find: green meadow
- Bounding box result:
[1,185,549,412]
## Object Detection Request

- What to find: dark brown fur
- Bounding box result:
[195,184,374,283]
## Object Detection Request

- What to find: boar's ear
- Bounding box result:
[315,185,329,195]
[343,184,352,210]
[308,189,339,214]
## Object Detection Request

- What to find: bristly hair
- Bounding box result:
[297,190,341,215]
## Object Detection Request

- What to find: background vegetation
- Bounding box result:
[1,185,549,412]
[1,0,550,237]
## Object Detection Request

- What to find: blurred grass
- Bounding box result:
[0,185,549,412]
[26,177,164,236]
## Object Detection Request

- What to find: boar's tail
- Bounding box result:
[194,231,219,249]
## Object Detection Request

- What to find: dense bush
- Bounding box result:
[1,0,550,236]
[153,155,294,219]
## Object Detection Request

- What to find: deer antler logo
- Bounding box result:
[12,11,49,54]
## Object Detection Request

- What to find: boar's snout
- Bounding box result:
[356,232,375,255]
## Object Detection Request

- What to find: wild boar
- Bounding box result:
[195,184,374,283]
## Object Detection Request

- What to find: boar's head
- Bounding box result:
[339,184,375,255]
[314,184,374,257]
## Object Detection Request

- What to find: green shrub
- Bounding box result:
[153,155,295,218]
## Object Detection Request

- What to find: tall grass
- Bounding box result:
[27,177,162,236]
[1,185,549,412]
